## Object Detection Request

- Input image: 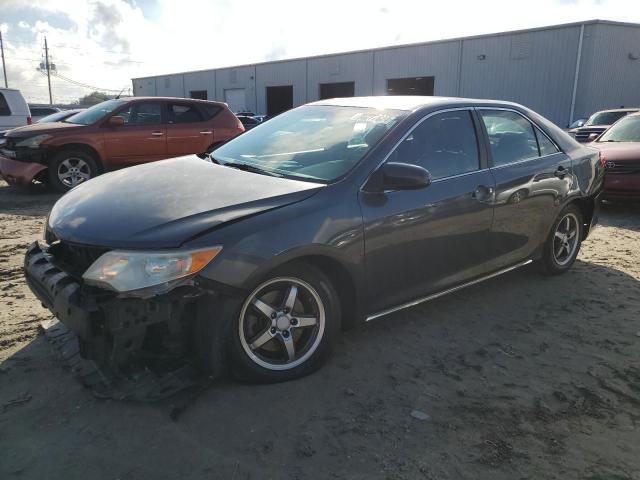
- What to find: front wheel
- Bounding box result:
[539,204,583,275]
[226,264,341,383]
[48,149,99,192]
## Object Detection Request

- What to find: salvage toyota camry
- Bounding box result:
[24,96,604,383]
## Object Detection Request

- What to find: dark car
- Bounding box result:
[0,97,243,192]
[24,96,603,383]
[569,108,639,142]
[236,115,260,130]
[28,105,61,122]
[589,112,640,200]
[35,108,85,124]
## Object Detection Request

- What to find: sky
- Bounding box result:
[0,0,638,104]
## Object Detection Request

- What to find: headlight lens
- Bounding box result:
[15,134,52,148]
[82,247,222,292]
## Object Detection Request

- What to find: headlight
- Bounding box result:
[82,247,222,292]
[15,134,52,148]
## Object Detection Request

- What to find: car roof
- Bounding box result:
[129,96,227,107]
[592,108,639,114]
[309,95,521,111]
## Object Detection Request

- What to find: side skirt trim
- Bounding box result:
[365,259,533,322]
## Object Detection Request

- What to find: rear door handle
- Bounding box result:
[151,131,164,136]
[554,166,568,178]
[472,185,494,203]
[199,130,212,134]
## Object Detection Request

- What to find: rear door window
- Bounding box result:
[388,110,480,180]
[119,102,162,125]
[479,110,540,166]
[0,93,10,116]
[167,102,203,124]
[198,104,222,120]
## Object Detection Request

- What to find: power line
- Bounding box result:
[2,36,146,63]
[50,71,128,93]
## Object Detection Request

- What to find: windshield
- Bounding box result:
[37,110,78,123]
[598,115,640,142]
[585,111,631,126]
[212,105,406,182]
[66,99,126,125]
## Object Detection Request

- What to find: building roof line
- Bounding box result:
[131,19,640,81]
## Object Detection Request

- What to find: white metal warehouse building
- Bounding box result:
[131,20,640,127]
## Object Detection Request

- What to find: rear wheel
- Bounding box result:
[226,264,341,383]
[48,149,99,192]
[540,204,583,275]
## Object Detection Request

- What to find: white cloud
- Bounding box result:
[0,0,639,104]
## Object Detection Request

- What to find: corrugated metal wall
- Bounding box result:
[575,23,640,120]
[183,70,216,100]
[459,25,581,125]
[256,59,307,113]
[373,40,461,96]
[306,51,374,100]
[215,65,257,112]
[131,21,640,126]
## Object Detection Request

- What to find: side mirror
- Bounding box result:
[108,116,124,127]
[587,133,599,141]
[378,162,432,191]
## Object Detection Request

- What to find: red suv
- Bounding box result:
[0,97,244,191]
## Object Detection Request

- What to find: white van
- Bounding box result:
[0,88,31,132]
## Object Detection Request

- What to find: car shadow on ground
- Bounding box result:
[0,182,60,217]
[600,200,640,232]
[1,256,639,480]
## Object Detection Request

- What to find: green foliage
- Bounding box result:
[77,91,111,106]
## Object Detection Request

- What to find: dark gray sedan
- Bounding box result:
[25,96,604,383]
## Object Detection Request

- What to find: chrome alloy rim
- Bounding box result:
[238,277,325,371]
[553,213,579,266]
[58,157,91,188]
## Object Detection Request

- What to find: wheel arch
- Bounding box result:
[567,195,596,240]
[295,255,362,330]
[49,143,105,173]
[242,251,364,330]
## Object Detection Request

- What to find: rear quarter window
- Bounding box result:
[198,104,222,120]
[0,93,11,116]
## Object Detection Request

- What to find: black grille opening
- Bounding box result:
[48,242,110,279]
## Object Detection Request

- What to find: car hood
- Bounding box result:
[588,142,640,161]
[48,156,324,248]
[6,121,85,138]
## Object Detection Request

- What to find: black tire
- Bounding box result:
[48,149,99,192]
[199,263,341,383]
[539,203,583,275]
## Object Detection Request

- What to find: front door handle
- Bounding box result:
[472,185,494,203]
[554,166,568,178]
[199,130,212,135]
[151,131,164,136]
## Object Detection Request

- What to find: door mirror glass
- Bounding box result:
[108,115,124,126]
[381,162,431,190]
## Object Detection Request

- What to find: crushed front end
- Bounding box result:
[24,241,213,398]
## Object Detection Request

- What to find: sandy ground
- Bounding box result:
[0,179,639,480]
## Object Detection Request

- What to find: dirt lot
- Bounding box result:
[1,179,639,480]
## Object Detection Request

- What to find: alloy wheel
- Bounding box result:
[553,213,579,266]
[238,277,326,371]
[57,157,91,188]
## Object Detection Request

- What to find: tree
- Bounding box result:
[77,91,111,106]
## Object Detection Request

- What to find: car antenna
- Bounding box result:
[115,87,126,99]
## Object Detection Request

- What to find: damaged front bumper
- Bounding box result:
[0,155,47,186]
[24,241,205,371]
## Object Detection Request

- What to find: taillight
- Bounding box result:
[27,116,32,125]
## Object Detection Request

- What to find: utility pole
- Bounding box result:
[0,31,7,88]
[44,37,52,104]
